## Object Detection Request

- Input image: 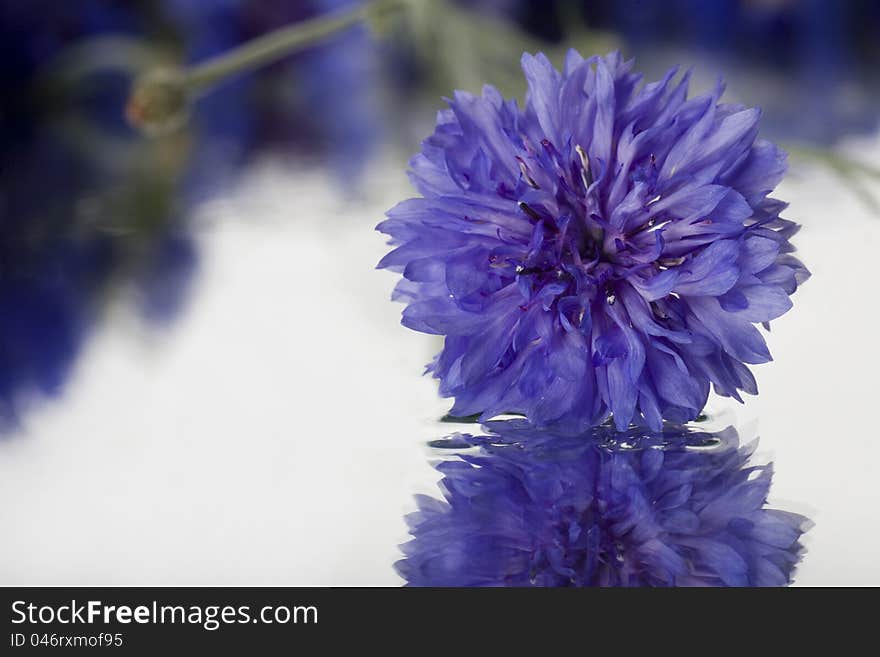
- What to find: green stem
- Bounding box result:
[128,0,402,134]
[184,0,397,95]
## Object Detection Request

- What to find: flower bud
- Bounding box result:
[126,68,189,137]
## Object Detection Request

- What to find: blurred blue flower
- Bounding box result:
[456,0,565,41]
[582,0,880,145]
[379,50,808,432]
[397,420,810,587]
[0,3,129,422]
[1,0,384,426]
[0,1,195,426]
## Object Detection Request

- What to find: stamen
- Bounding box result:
[516,157,540,189]
[575,144,592,188]
[651,303,668,320]
[517,201,542,221]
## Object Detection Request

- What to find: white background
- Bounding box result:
[1,147,878,586]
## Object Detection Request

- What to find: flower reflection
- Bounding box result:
[397,420,811,586]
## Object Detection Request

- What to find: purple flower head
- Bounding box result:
[378,51,809,431]
[396,420,811,587]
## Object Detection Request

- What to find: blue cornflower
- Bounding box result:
[397,420,811,587]
[378,51,808,431]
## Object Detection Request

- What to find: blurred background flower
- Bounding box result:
[398,419,811,586]
[583,0,880,146]
[0,0,187,426]
[0,0,385,425]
